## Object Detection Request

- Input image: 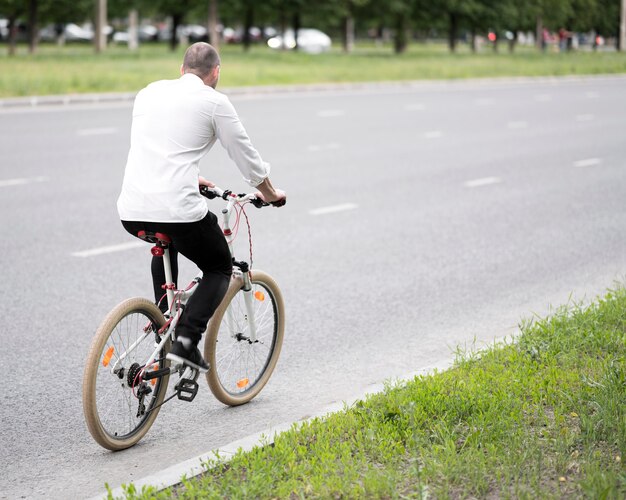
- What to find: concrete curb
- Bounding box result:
[90,357,455,500]
[2,74,626,109]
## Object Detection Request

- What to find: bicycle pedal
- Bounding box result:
[175,378,199,402]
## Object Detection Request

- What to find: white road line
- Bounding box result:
[316,110,345,118]
[424,130,443,139]
[573,158,602,168]
[507,121,528,129]
[307,143,340,152]
[72,241,144,258]
[0,176,47,188]
[406,103,425,111]
[534,94,552,102]
[585,91,599,99]
[465,177,502,188]
[76,127,118,136]
[474,98,494,106]
[309,203,358,216]
[576,114,594,122]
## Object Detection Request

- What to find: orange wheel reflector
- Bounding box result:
[102,346,115,367]
[236,378,250,388]
[254,291,265,301]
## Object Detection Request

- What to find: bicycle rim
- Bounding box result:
[83,298,169,450]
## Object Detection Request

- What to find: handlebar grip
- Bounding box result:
[270,198,286,207]
[199,186,218,199]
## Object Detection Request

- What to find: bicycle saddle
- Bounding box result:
[137,231,172,246]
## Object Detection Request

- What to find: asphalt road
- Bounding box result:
[1,76,625,499]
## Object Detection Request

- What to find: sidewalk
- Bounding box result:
[2,74,626,109]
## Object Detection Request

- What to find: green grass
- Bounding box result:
[113,287,626,499]
[1,42,626,97]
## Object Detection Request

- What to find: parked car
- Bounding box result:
[267,28,331,53]
[0,18,8,40]
[112,25,158,44]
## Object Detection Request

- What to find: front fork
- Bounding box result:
[232,262,258,343]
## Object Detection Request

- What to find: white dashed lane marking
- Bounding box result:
[406,103,425,111]
[573,158,602,168]
[307,143,340,152]
[76,127,118,136]
[576,114,594,122]
[424,130,443,139]
[465,177,502,188]
[534,94,552,102]
[72,241,145,258]
[507,121,528,129]
[474,98,494,106]
[316,110,345,118]
[0,176,47,188]
[309,203,358,216]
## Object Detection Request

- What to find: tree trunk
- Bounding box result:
[620,0,626,51]
[242,2,253,51]
[508,33,517,53]
[279,9,287,50]
[448,12,458,52]
[342,0,355,53]
[342,15,355,53]
[95,0,108,53]
[470,27,477,53]
[536,15,544,51]
[8,17,18,56]
[170,13,183,51]
[292,10,301,51]
[208,0,220,50]
[394,13,407,53]
[128,9,139,51]
[28,0,39,54]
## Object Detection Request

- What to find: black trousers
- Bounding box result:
[122,211,232,345]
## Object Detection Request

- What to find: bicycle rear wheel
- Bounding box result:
[82,298,170,450]
[205,270,285,406]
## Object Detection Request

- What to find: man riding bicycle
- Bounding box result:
[117,42,286,373]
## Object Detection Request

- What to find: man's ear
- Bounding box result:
[180,64,184,76]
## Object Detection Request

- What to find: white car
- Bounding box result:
[267,28,331,54]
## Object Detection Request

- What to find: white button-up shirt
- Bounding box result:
[117,73,270,222]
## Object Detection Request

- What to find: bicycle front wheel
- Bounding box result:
[82,298,170,451]
[205,270,285,406]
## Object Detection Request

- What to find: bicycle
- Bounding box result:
[82,186,285,451]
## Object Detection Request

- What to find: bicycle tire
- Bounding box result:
[82,298,170,451]
[205,270,285,406]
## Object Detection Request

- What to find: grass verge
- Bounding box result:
[1,43,626,98]
[113,287,626,499]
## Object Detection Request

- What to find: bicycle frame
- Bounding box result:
[110,187,262,381]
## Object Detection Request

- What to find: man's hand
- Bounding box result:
[199,176,215,188]
[256,188,287,207]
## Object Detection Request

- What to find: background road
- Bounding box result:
[1,76,625,499]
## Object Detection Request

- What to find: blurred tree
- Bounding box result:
[0,0,25,55]
[593,0,621,47]
[27,0,38,53]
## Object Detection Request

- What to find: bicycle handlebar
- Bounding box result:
[200,185,276,208]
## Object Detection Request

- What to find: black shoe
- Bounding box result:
[167,340,209,373]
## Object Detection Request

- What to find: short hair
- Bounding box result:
[182,42,220,79]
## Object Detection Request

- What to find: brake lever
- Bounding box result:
[251,198,270,209]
